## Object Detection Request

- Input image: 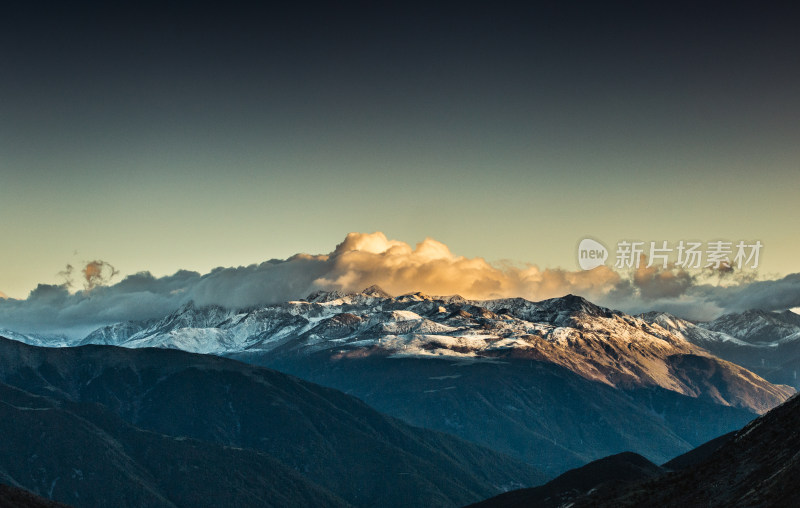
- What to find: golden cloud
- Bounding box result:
[314,232,622,300]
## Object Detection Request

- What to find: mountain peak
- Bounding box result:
[305,290,346,303]
[177,300,196,311]
[561,293,593,305]
[303,285,391,303]
[639,311,688,328]
[741,308,779,319]
[360,285,392,299]
[639,310,672,320]
[395,291,434,303]
[540,294,607,317]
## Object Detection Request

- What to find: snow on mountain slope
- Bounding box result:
[639,312,752,347]
[701,309,800,345]
[0,329,71,348]
[78,320,153,346]
[56,288,790,414]
[640,309,800,390]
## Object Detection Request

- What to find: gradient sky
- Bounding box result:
[2,3,798,299]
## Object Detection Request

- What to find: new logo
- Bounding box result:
[578,238,608,270]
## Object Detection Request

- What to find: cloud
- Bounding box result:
[58,260,120,291]
[631,261,694,300]
[316,233,622,301]
[0,232,797,338]
[82,260,120,290]
[694,273,800,313]
[0,291,7,299]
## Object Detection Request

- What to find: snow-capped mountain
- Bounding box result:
[73,288,790,413]
[640,309,800,389]
[2,288,793,475]
[702,309,800,345]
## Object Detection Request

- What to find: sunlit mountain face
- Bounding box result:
[2,2,799,507]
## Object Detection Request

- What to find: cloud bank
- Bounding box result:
[0,232,797,338]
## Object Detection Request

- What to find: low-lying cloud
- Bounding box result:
[0,232,797,338]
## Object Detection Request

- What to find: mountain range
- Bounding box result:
[2,288,792,476]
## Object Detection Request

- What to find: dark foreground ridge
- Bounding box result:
[574,392,800,507]
[466,452,664,508]
[471,392,800,507]
[0,337,542,508]
[0,483,71,508]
